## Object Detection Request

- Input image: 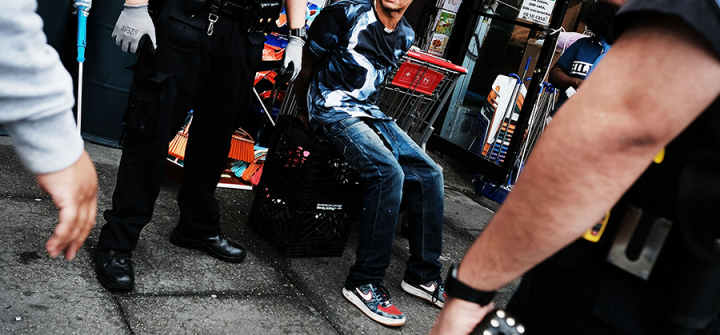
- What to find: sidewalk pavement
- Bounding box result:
[0,138,518,334]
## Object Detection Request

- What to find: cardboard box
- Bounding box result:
[517,39,563,89]
[561,0,583,32]
[510,0,583,45]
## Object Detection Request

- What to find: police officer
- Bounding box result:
[95,0,308,291]
[430,0,720,334]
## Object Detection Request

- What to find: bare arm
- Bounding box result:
[285,0,307,29]
[548,65,583,91]
[431,16,720,334]
[293,44,320,129]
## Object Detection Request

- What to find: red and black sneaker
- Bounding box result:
[342,283,406,326]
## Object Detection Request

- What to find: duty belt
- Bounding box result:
[206,0,282,34]
[219,0,252,19]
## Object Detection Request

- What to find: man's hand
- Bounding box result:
[36,151,98,260]
[430,298,494,335]
[278,36,305,82]
[112,3,157,53]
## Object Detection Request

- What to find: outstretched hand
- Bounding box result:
[36,150,98,260]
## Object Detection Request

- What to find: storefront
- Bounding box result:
[417,0,593,193]
[27,0,592,194]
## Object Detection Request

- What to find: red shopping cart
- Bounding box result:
[275,50,466,149]
[376,50,467,149]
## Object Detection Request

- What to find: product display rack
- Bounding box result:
[428,0,571,184]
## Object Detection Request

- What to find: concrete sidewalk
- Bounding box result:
[0,138,517,334]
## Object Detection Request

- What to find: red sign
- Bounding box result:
[390,62,444,96]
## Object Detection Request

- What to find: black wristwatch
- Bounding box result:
[289,28,307,41]
[445,264,496,306]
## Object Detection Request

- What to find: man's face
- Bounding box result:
[377,0,414,13]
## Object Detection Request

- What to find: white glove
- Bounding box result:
[111,3,157,53]
[279,36,304,82]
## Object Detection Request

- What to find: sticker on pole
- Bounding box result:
[518,0,556,26]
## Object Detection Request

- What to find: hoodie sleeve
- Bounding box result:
[0,0,84,175]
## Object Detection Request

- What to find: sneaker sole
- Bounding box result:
[342,288,406,326]
[401,280,444,308]
[170,232,246,263]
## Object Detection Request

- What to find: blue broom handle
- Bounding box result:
[75,0,92,63]
[77,13,87,62]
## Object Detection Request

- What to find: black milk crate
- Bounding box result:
[261,115,364,203]
[248,184,360,257]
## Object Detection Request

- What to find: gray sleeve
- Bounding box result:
[0,0,84,174]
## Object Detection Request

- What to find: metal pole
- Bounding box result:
[74,0,92,135]
[502,0,570,184]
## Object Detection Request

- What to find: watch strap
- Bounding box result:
[445,264,496,306]
[289,28,307,41]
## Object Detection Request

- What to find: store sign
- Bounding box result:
[517,0,555,26]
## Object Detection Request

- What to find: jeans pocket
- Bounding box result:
[324,117,362,138]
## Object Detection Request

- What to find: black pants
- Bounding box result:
[97,0,264,251]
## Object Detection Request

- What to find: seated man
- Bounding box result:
[294,0,446,327]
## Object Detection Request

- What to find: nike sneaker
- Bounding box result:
[342,283,406,326]
[401,278,446,308]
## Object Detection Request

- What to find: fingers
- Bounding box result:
[148,31,158,51]
[46,180,96,260]
[46,205,79,259]
[114,34,140,54]
[66,191,96,260]
[290,65,301,82]
[38,151,98,261]
[139,34,157,54]
[116,35,131,53]
[276,63,293,84]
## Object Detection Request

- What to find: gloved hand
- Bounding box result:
[111,3,157,54]
[277,36,304,82]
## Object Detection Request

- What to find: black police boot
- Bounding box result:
[95,247,134,291]
[169,229,247,263]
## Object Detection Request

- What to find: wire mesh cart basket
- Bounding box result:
[375,50,467,149]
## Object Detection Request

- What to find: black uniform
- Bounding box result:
[506,1,720,334]
[97,0,265,251]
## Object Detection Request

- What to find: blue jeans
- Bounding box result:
[319,117,444,288]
